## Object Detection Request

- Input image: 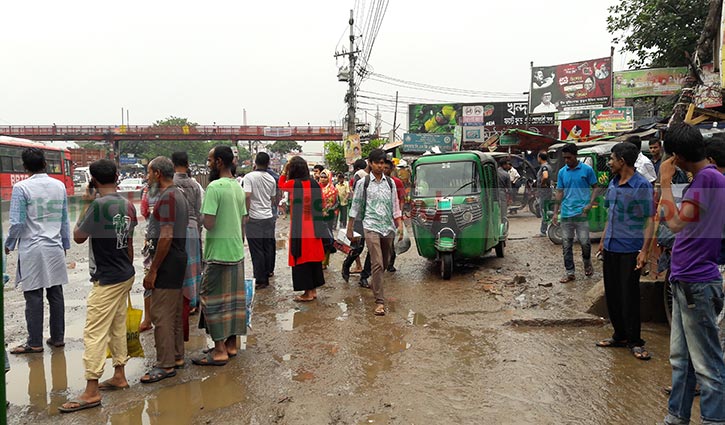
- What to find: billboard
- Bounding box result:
[409,102,554,134]
[589,107,634,134]
[613,67,688,98]
[529,57,613,114]
[402,133,457,153]
[408,104,459,134]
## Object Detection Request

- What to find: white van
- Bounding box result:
[73,167,91,193]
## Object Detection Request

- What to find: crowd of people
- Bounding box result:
[2,124,724,422]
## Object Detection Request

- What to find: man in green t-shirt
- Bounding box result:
[192,146,247,367]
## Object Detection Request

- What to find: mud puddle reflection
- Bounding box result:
[356,326,410,387]
[108,372,246,424]
[275,307,315,331]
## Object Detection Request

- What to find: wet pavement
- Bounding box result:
[3,210,684,424]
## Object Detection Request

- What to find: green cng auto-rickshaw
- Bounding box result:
[410,151,508,279]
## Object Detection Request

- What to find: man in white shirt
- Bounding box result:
[6,148,70,354]
[244,152,278,289]
[626,136,657,183]
[533,92,558,114]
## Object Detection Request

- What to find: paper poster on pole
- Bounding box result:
[344,134,361,165]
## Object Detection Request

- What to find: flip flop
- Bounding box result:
[631,346,651,361]
[140,367,177,384]
[192,352,228,367]
[374,304,386,316]
[585,264,594,277]
[10,344,43,355]
[596,338,628,348]
[98,380,130,391]
[174,360,187,369]
[46,339,65,348]
[58,399,102,413]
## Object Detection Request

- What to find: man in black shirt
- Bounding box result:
[60,159,137,413]
[141,157,189,384]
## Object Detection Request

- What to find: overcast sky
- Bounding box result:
[1,0,624,134]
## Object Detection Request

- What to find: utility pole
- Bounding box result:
[346,9,356,136]
[334,10,360,137]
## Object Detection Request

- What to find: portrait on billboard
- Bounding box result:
[529,57,612,114]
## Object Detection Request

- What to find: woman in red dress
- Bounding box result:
[279,156,326,301]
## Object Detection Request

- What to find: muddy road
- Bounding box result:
[3,210,678,424]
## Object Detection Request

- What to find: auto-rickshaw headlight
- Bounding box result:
[462,211,473,224]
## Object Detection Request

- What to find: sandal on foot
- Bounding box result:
[46,339,65,348]
[58,399,101,413]
[192,352,228,367]
[374,304,386,316]
[559,275,576,283]
[596,338,628,348]
[140,367,177,384]
[203,347,236,358]
[10,344,43,355]
[585,264,594,277]
[631,346,651,360]
[99,380,129,391]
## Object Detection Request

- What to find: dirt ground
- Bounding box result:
[3,207,682,424]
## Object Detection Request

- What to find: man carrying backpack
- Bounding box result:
[347,149,403,316]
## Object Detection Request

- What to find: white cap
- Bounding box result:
[397,159,408,167]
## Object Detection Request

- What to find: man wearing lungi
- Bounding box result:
[194,146,247,366]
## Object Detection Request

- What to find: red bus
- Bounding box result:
[0,136,74,200]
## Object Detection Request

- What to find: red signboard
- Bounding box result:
[560,120,591,141]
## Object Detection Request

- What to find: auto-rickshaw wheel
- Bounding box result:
[440,253,453,280]
[495,241,504,258]
[547,223,563,245]
[528,197,541,218]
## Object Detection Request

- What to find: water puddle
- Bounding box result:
[336,302,349,321]
[5,331,249,417]
[406,310,428,326]
[5,348,147,415]
[357,328,410,387]
[359,413,391,424]
[108,372,246,424]
[275,307,314,331]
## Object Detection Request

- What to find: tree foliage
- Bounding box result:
[324,138,387,174]
[268,140,302,155]
[152,116,198,127]
[607,0,710,68]
[119,116,241,164]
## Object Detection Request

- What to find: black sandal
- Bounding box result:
[140,367,177,383]
[631,346,651,360]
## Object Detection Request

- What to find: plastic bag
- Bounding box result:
[107,294,144,358]
[394,224,411,255]
[245,278,255,329]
